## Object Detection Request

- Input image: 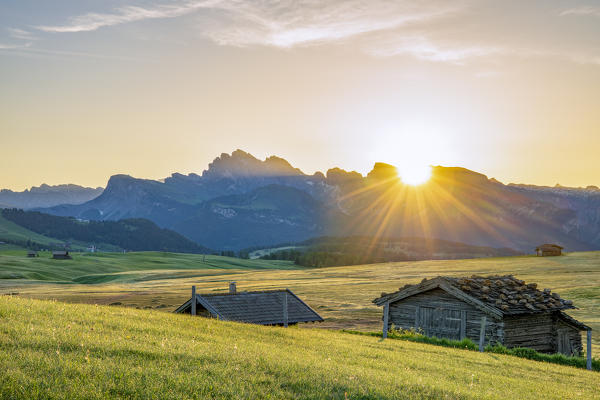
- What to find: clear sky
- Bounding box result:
[1,1,599,191]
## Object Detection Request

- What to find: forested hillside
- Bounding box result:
[1,209,211,253]
[257,236,520,267]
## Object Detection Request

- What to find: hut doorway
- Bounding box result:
[416,307,463,340]
[556,328,575,356]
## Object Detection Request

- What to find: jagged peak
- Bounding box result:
[326,167,363,181]
[367,163,398,180]
[202,150,304,179]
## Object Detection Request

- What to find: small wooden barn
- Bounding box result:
[373,275,591,359]
[27,251,38,258]
[535,244,563,256]
[52,250,72,260]
[175,283,323,326]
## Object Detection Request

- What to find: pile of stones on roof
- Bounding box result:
[380,275,572,313]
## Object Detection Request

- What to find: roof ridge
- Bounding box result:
[198,289,289,297]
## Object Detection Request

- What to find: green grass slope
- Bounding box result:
[0,213,66,248]
[0,296,597,400]
[0,251,295,283]
[1,251,599,353]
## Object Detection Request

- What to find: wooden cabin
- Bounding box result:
[175,282,323,326]
[535,244,563,256]
[52,250,72,260]
[373,275,591,357]
[27,251,38,258]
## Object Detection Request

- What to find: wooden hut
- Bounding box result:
[52,250,72,260]
[373,275,591,359]
[535,244,563,256]
[175,283,323,326]
[27,251,38,258]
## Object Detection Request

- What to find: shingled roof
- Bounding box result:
[175,289,323,325]
[373,275,576,317]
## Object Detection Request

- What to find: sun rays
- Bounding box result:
[333,166,518,261]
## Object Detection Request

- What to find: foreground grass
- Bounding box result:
[344,330,600,371]
[0,296,598,400]
[1,251,599,352]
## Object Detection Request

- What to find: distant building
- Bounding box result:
[175,282,323,326]
[535,244,563,257]
[52,250,72,260]
[373,275,591,357]
[27,251,38,258]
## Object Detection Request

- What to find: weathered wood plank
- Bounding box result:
[479,316,487,352]
[460,310,466,340]
[587,330,592,371]
[382,302,389,339]
[191,286,196,316]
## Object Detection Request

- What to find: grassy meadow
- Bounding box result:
[0,213,66,248]
[1,295,598,400]
[0,249,599,353]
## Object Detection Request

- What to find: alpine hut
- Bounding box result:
[373,275,591,360]
[175,282,323,326]
[535,244,563,256]
[52,250,72,260]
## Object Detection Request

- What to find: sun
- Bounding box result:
[399,165,432,186]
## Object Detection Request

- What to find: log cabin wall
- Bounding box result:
[503,313,555,353]
[388,288,504,346]
[555,317,583,356]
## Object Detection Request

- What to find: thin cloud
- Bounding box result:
[367,35,501,64]
[560,6,600,17]
[0,42,32,50]
[34,0,461,50]
[36,1,220,33]
[7,28,38,41]
[199,1,462,48]
[28,0,598,67]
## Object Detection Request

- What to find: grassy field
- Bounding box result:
[0,213,66,248]
[0,250,599,352]
[0,295,598,400]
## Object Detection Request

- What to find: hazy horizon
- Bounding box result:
[2,1,599,190]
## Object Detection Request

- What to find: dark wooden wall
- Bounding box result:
[503,314,554,352]
[502,313,582,355]
[555,318,583,356]
[388,288,503,346]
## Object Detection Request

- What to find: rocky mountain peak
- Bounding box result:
[202,149,304,179]
[367,163,398,180]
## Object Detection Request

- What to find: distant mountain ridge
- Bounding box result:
[0,184,103,209]
[1,209,210,254]
[33,150,600,252]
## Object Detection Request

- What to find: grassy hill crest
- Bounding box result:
[0,295,597,399]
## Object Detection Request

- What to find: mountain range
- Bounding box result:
[12,149,599,252]
[0,184,102,209]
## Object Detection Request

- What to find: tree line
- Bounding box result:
[2,209,211,254]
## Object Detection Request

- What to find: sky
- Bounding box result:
[1,0,599,191]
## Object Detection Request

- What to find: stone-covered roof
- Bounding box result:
[175,289,323,325]
[373,275,576,315]
[535,243,563,250]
